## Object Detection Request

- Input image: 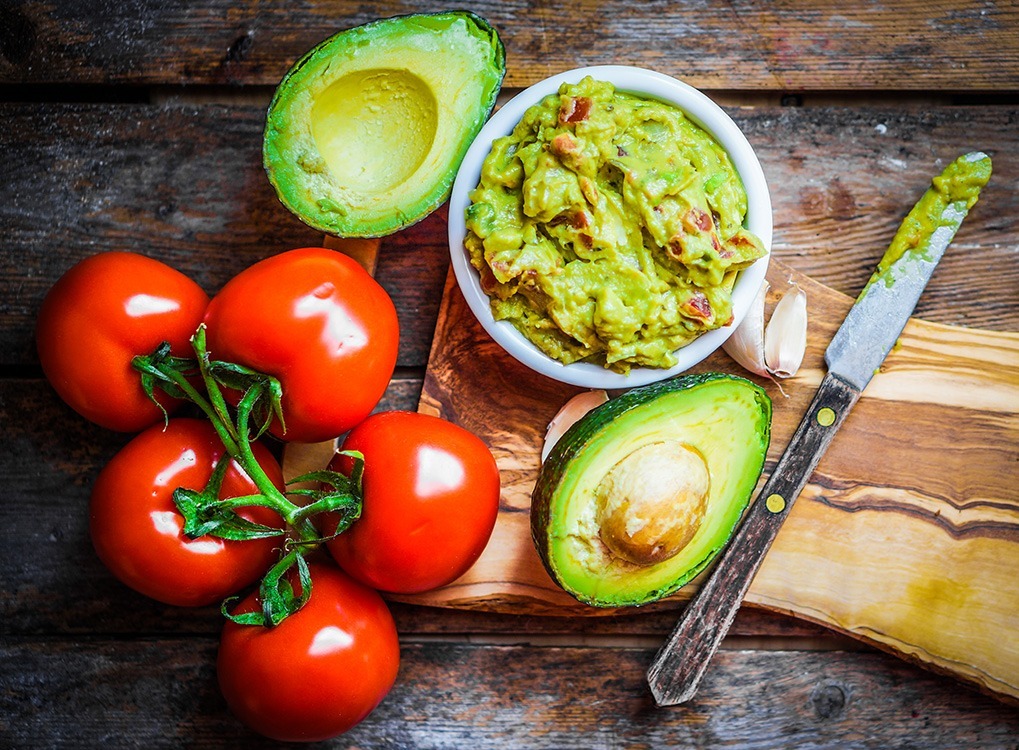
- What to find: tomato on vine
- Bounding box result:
[36,251,209,432]
[326,411,501,594]
[89,418,285,607]
[202,247,399,443]
[217,561,400,742]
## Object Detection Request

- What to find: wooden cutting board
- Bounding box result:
[408,258,1019,704]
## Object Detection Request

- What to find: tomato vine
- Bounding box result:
[132,325,364,626]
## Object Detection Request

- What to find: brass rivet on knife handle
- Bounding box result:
[647,373,861,706]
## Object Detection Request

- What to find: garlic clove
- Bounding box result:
[764,282,807,378]
[723,279,808,387]
[722,280,770,377]
[542,390,610,462]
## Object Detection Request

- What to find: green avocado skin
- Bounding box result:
[263,11,506,238]
[531,373,773,608]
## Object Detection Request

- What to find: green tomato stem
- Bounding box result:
[233,386,320,543]
[152,362,242,459]
[191,325,240,446]
[187,330,309,532]
[148,340,313,539]
[137,334,359,627]
[204,494,283,512]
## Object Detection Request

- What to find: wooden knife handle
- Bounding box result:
[647,372,861,706]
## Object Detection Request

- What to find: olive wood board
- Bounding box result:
[410,258,1019,704]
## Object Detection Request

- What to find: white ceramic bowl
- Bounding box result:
[447,65,772,389]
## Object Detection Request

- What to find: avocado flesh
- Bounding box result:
[264,12,505,237]
[310,68,437,195]
[532,373,772,607]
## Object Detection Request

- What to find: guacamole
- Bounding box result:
[464,77,767,373]
[863,151,991,293]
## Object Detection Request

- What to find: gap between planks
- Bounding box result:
[0,630,862,653]
[400,632,863,652]
[144,85,967,109]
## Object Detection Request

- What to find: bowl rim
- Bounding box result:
[447,64,772,389]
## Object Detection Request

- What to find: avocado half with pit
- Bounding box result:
[263,12,506,237]
[532,373,772,607]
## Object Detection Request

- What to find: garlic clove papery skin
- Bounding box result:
[764,282,807,378]
[722,280,770,377]
[541,390,610,462]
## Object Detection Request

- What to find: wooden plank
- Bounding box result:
[0,375,406,633]
[1,1,1017,90]
[385,604,831,640]
[1,638,1016,747]
[0,376,818,640]
[0,376,823,639]
[4,102,1017,371]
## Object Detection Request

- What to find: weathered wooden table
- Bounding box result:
[3,2,1018,747]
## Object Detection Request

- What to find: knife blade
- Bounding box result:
[646,151,992,707]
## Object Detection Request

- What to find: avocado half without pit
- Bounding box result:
[263,12,506,237]
[531,373,773,607]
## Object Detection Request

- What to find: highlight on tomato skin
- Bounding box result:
[88,418,284,608]
[35,251,209,432]
[325,410,501,594]
[202,247,400,443]
[217,561,401,743]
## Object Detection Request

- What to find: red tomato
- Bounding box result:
[89,418,284,607]
[36,251,209,432]
[202,247,399,443]
[217,561,400,742]
[326,411,501,593]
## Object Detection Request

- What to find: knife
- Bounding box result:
[646,151,993,706]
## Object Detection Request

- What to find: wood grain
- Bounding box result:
[414,259,1019,703]
[1,1,1016,91]
[2,637,1017,748]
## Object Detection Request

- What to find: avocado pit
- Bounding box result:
[595,440,709,566]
